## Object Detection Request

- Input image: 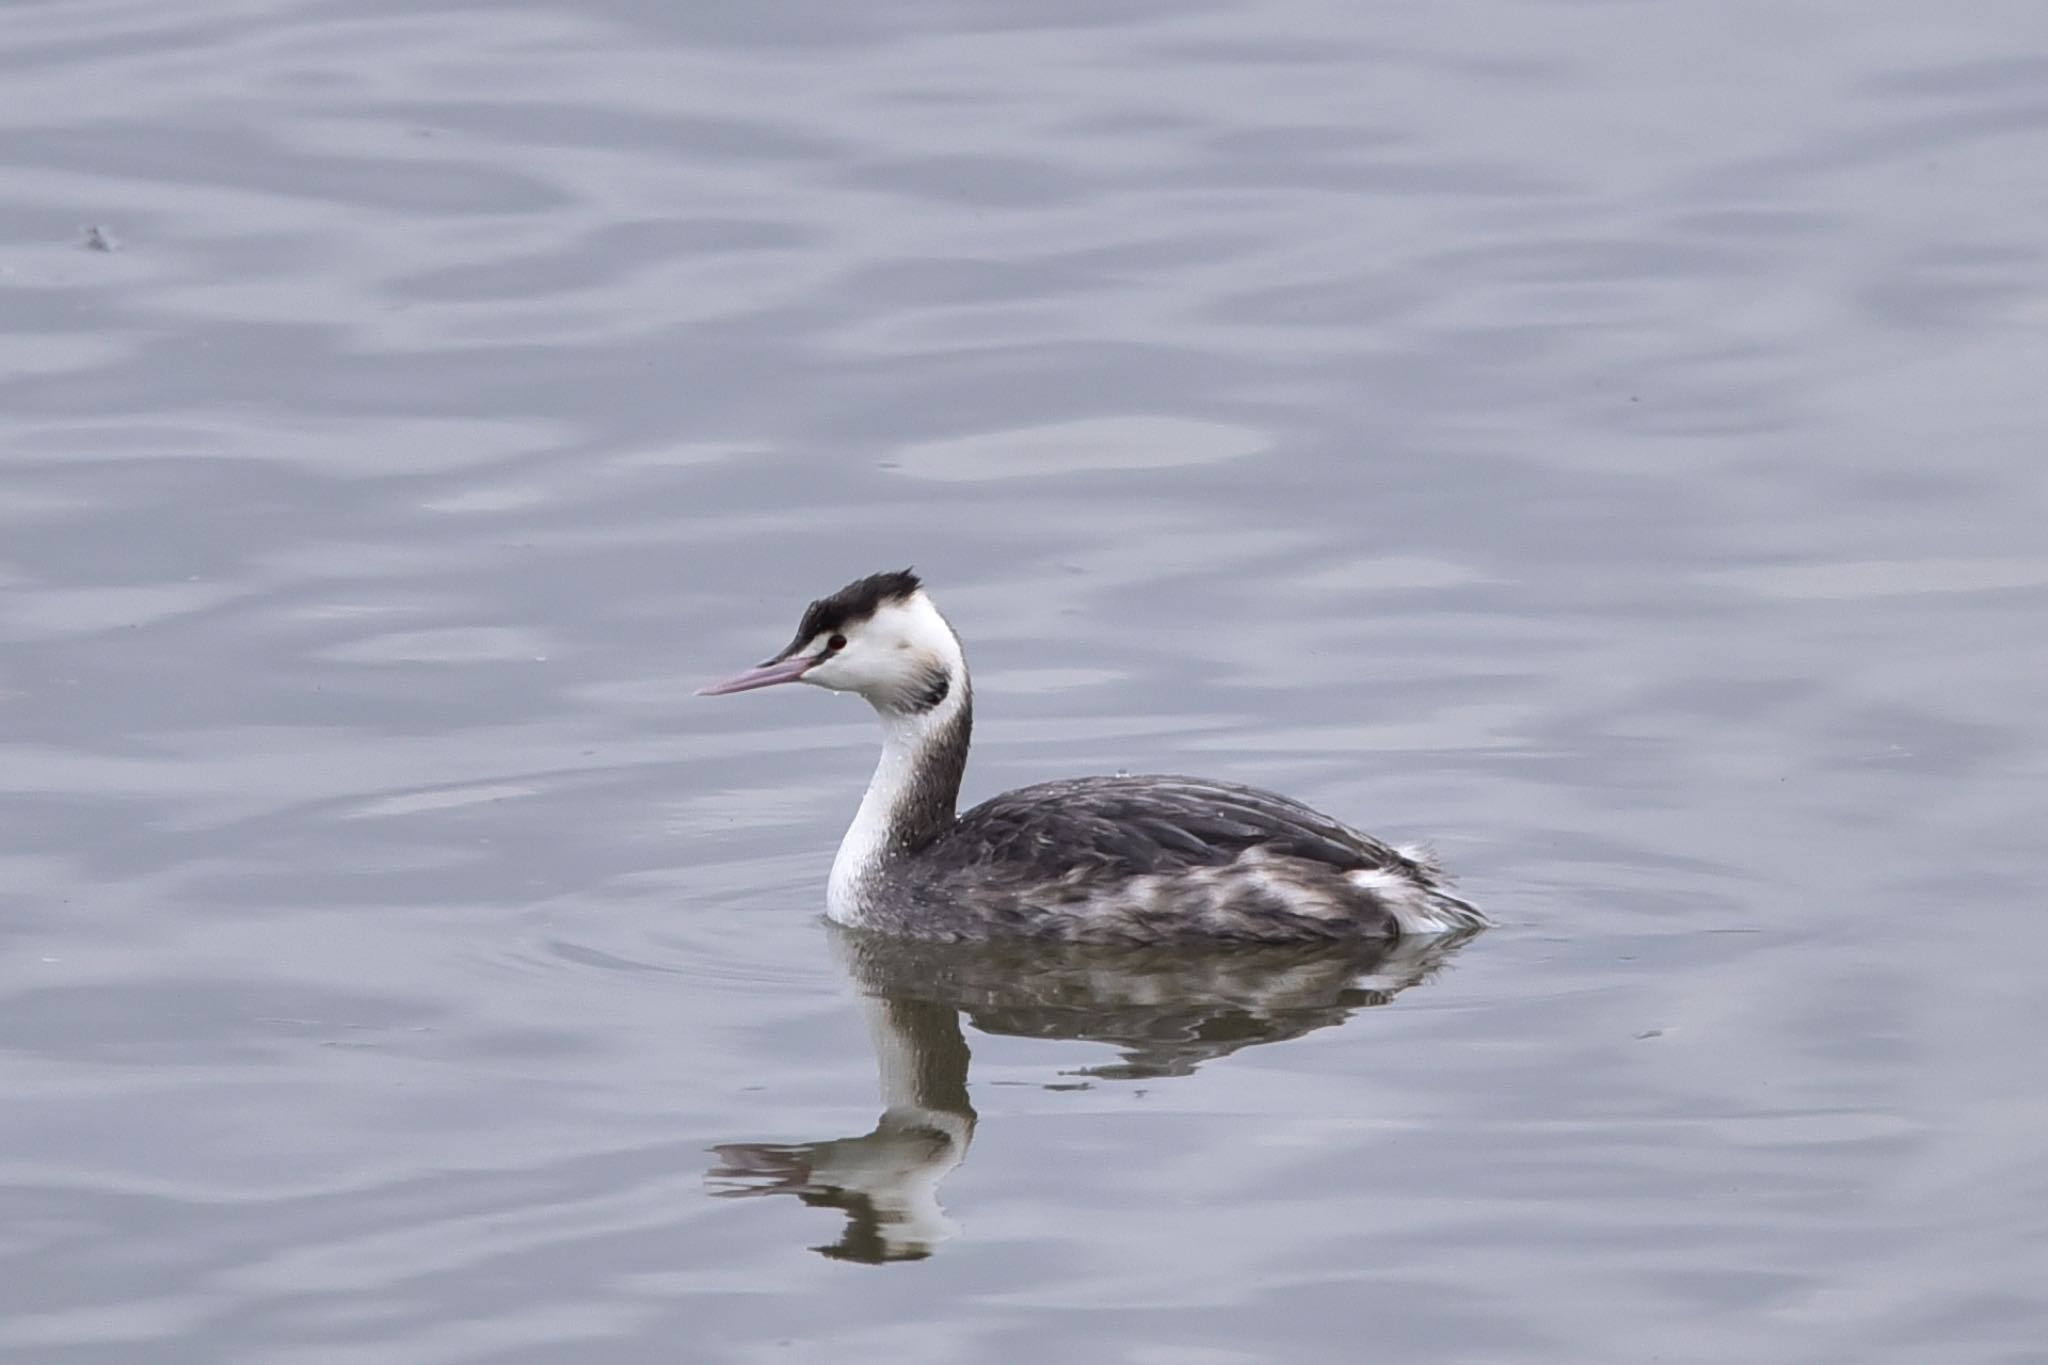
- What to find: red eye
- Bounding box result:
[828,633,847,651]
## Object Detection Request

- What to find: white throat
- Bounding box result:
[825,595,970,926]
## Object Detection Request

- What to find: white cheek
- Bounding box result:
[806,641,881,692]
[841,644,894,690]
[803,656,854,691]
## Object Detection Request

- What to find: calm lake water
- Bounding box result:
[4,1,2046,1361]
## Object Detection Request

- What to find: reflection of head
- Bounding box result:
[709,925,1479,1261]
[708,993,973,1264]
[709,1108,971,1263]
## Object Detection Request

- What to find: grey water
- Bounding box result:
[3,1,2047,1361]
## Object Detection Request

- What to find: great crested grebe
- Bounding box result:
[698,570,1487,944]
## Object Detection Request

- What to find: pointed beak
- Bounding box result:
[696,652,817,696]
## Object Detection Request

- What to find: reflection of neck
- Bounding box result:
[704,987,977,1266]
[795,993,973,1263]
[829,672,972,923]
[865,993,974,1124]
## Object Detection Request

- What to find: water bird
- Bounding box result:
[698,570,1486,944]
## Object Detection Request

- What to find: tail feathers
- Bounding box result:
[1350,859,1489,936]
[1395,841,1444,876]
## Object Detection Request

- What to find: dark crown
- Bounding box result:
[792,569,923,643]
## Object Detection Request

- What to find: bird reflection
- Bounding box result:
[708,924,1478,1263]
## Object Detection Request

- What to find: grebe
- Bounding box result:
[698,570,1487,944]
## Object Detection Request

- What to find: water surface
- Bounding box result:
[3,1,2046,1361]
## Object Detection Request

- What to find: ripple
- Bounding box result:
[342,782,539,818]
[890,415,1270,481]
[1704,557,2048,599]
[0,581,249,640]
[315,627,552,664]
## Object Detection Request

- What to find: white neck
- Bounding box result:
[827,677,969,925]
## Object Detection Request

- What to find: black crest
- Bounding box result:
[780,569,923,656]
